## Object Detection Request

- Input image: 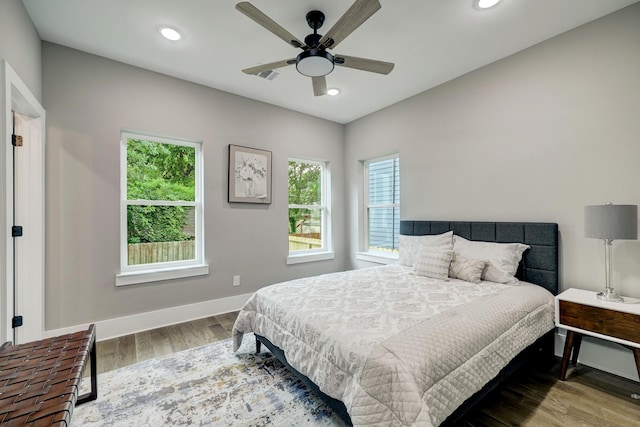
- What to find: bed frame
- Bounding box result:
[256,220,559,426]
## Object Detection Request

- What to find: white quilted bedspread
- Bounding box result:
[232,265,555,426]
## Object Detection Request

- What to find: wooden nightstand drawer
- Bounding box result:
[559,300,640,344]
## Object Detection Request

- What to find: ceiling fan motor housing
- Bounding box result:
[304,33,323,48]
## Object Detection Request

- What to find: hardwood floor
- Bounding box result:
[461,360,640,426]
[94,311,237,374]
[92,314,640,426]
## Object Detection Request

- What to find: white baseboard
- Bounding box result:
[43,293,254,342]
[555,329,639,382]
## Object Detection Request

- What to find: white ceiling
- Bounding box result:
[22,0,639,124]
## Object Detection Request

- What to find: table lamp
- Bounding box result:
[584,203,638,302]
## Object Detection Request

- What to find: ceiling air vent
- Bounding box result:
[257,69,279,81]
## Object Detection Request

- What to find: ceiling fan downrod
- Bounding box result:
[304,10,325,49]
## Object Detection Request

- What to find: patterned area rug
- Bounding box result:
[74,334,346,426]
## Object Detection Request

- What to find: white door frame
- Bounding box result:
[1,61,45,344]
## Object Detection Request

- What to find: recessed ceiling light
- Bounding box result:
[474,0,501,9]
[160,27,182,41]
[327,88,340,96]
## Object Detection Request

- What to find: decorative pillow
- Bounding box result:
[452,235,529,284]
[398,231,454,267]
[448,255,485,284]
[483,262,520,284]
[412,248,454,280]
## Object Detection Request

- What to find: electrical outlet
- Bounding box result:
[233,275,240,287]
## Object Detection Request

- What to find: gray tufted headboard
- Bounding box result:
[400,221,559,295]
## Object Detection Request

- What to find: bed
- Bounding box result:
[233,220,559,426]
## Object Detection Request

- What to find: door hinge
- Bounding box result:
[12,134,23,147]
[11,226,23,237]
[12,316,23,328]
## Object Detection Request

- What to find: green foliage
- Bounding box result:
[127,206,192,243]
[127,139,195,201]
[288,161,321,234]
[127,139,195,243]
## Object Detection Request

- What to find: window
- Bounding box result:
[287,158,333,264]
[362,155,400,260]
[117,131,207,285]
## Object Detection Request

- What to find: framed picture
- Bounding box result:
[228,144,272,204]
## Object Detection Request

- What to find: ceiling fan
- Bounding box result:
[236,0,395,96]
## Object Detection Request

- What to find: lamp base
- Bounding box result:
[596,288,624,302]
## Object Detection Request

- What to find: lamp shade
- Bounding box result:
[584,204,638,240]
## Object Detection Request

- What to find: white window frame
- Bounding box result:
[286,157,334,264]
[357,153,400,264]
[116,130,208,286]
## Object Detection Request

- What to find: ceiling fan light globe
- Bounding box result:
[296,49,334,77]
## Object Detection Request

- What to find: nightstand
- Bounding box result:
[555,288,640,381]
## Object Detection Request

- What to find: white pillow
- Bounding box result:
[483,264,520,284]
[448,255,485,284]
[412,248,453,280]
[452,235,529,284]
[398,231,454,267]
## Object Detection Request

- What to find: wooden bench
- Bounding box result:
[0,324,97,425]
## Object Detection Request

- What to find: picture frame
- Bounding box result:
[228,144,272,204]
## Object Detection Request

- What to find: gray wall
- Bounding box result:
[0,0,42,100]
[42,43,346,330]
[346,3,640,299]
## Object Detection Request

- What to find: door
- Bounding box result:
[2,61,45,344]
[11,112,45,344]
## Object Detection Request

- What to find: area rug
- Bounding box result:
[73,333,346,426]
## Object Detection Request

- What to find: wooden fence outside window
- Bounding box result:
[288,233,321,251]
[128,241,195,265]
[129,233,323,265]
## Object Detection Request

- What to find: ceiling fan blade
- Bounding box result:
[242,59,295,75]
[236,2,304,48]
[312,76,327,96]
[335,55,394,75]
[319,0,381,50]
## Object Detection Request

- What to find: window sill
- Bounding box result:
[116,264,209,286]
[355,252,398,265]
[286,251,335,265]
